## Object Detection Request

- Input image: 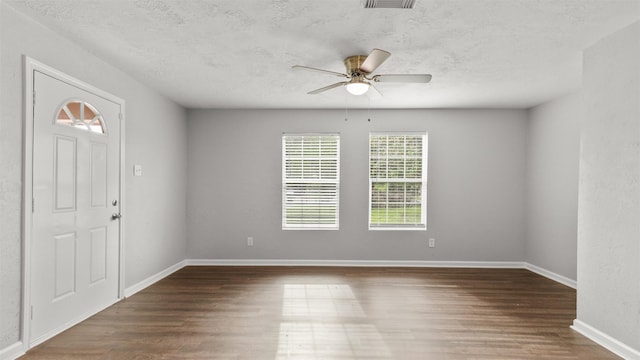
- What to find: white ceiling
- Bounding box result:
[6,0,640,109]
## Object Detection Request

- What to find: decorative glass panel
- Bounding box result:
[56,101,106,134]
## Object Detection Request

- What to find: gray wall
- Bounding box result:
[0,2,188,349]
[577,20,640,351]
[525,93,581,280]
[6,0,637,355]
[187,109,527,262]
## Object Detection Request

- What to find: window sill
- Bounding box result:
[282,227,340,231]
[368,226,426,231]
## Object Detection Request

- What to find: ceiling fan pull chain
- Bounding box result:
[344,92,349,121]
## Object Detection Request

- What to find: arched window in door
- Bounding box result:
[55,100,106,134]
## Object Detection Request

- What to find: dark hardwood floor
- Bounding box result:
[22,266,619,359]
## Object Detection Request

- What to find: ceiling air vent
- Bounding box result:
[363,0,416,9]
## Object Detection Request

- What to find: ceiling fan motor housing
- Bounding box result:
[344,55,370,77]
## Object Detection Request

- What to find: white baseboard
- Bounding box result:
[124,260,186,298]
[524,263,577,289]
[0,341,24,360]
[186,260,579,289]
[97,260,577,300]
[186,259,526,268]
[572,319,640,360]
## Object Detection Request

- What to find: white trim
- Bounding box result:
[21,55,36,355]
[524,263,577,289]
[368,132,428,231]
[186,259,526,268]
[0,341,25,360]
[572,319,640,360]
[124,260,186,298]
[118,102,126,299]
[368,226,427,231]
[281,133,341,230]
[21,56,126,349]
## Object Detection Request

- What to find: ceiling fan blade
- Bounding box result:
[372,74,432,83]
[292,65,349,78]
[307,81,349,94]
[360,48,391,74]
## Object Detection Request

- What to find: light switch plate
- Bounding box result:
[133,164,142,176]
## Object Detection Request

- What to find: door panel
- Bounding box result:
[90,143,108,208]
[89,227,107,284]
[31,70,121,344]
[53,135,76,212]
[53,232,76,300]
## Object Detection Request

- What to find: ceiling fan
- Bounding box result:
[292,48,432,96]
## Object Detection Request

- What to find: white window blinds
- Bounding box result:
[369,133,427,230]
[282,134,340,230]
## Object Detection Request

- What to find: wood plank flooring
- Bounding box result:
[21,266,619,359]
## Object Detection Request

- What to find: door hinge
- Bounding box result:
[30,305,34,320]
[118,113,123,120]
[33,91,36,106]
[32,197,35,212]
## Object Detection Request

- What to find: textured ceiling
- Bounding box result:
[6,0,640,109]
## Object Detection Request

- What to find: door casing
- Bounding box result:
[21,56,126,350]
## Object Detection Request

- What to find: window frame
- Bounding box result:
[368,132,428,231]
[282,133,340,230]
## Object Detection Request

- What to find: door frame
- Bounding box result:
[21,56,126,349]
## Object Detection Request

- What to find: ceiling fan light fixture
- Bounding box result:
[345,81,370,95]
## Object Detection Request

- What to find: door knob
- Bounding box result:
[111,213,122,220]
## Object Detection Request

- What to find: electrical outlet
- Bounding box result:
[428,238,435,248]
[247,237,254,247]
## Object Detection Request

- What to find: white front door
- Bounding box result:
[30,70,122,345]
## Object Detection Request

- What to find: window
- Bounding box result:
[369,133,427,230]
[282,134,340,230]
[56,100,106,134]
